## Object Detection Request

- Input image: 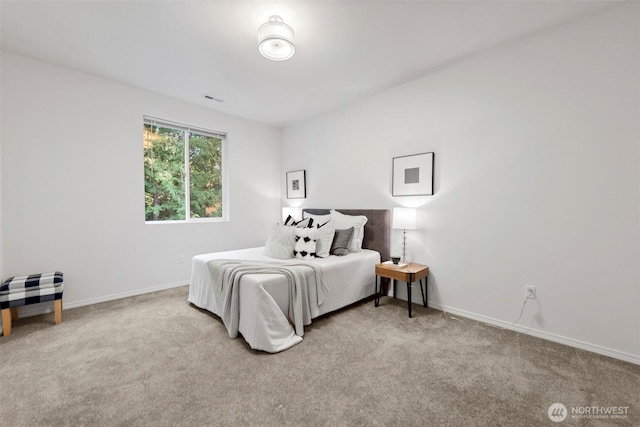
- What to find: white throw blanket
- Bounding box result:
[206,260,328,339]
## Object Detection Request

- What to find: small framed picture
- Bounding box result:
[286,170,306,199]
[392,152,434,196]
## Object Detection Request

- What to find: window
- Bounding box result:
[143,117,226,222]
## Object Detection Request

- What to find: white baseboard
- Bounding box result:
[427,301,640,366]
[4,281,189,319]
[6,282,638,365]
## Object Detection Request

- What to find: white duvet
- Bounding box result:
[188,247,380,352]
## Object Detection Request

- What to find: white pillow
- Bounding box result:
[302,213,335,258]
[263,225,296,259]
[330,210,368,252]
[294,227,318,259]
[313,220,335,258]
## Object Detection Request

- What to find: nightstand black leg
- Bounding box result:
[408,281,412,318]
[393,279,397,299]
[419,278,427,307]
[375,275,379,307]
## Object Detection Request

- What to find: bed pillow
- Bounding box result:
[263,224,296,259]
[294,227,318,259]
[330,227,354,256]
[284,215,314,228]
[313,220,336,258]
[303,212,331,225]
[296,217,314,228]
[330,210,368,252]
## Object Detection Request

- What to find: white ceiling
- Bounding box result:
[0,1,617,128]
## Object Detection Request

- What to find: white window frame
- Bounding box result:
[144,116,228,224]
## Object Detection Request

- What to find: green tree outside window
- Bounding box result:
[144,119,224,222]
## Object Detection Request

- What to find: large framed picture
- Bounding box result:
[392,152,434,196]
[286,170,306,199]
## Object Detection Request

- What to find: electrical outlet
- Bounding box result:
[525,285,536,299]
[178,254,185,264]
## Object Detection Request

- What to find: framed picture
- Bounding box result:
[286,170,306,199]
[392,152,434,196]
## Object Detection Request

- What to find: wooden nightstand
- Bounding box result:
[375,262,429,318]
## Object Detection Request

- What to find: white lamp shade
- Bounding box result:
[392,207,417,230]
[258,15,295,61]
[282,207,302,222]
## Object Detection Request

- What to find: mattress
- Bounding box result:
[188,247,380,352]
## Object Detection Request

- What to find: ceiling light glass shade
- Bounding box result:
[258,15,295,61]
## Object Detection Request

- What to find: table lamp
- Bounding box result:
[392,207,417,264]
[282,207,302,223]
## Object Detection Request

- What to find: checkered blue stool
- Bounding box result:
[1,272,64,336]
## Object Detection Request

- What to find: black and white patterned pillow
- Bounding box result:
[293,227,318,259]
[284,215,314,228]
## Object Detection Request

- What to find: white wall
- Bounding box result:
[282,4,639,363]
[1,52,282,308]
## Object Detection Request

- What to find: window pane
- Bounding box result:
[144,124,186,221]
[189,132,223,218]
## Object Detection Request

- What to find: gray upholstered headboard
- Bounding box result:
[302,209,390,262]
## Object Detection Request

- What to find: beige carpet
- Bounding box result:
[1,286,638,426]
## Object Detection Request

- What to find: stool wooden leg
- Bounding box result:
[1,308,12,336]
[54,299,62,325]
[10,307,18,320]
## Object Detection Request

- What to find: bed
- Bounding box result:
[188,209,390,352]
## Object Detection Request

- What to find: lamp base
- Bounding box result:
[401,228,409,264]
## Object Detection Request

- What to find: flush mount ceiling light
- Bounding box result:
[258,15,295,61]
